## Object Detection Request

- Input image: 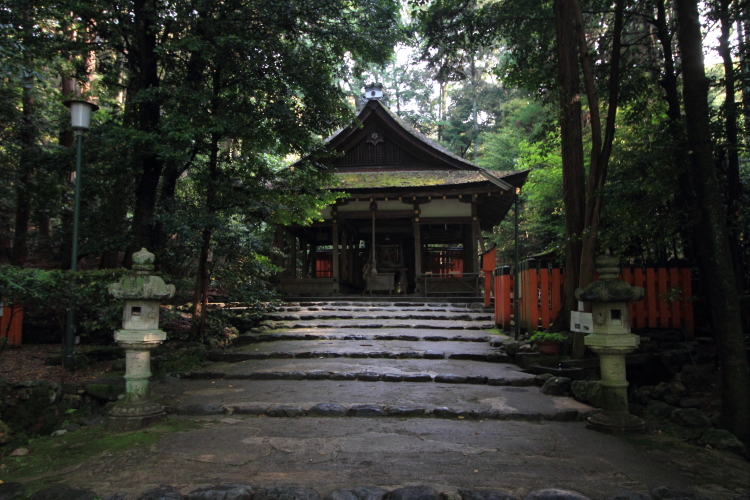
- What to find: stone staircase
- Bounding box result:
[158,299,591,421]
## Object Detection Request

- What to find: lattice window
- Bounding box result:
[334,137,418,166]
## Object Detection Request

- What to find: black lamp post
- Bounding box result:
[63,99,99,368]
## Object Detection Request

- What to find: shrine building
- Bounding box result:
[275,84,528,297]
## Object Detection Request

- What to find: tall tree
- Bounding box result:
[138,0,401,338]
[675,0,750,442]
[552,0,586,334]
[713,0,746,307]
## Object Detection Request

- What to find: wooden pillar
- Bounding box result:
[413,217,422,293]
[370,202,378,274]
[470,202,480,274]
[309,244,317,278]
[332,221,340,284]
[339,225,349,279]
[300,240,309,278]
[348,232,355,284]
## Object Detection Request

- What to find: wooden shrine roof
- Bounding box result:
[336,169,515,189]
[292,98,529,229]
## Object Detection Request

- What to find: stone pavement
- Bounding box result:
[162,299,584,421]
[17,299,750,500]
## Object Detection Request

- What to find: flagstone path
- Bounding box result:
[162,299,589,421]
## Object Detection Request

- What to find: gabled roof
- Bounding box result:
[336,169,514,189]
[326,99,481,171]
[320,99,521,192]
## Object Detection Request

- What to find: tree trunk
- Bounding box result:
[191,64,222,341]
[717,0,746,308]
[739,20,750,145]
[574,0,624,290]
[550,0,586,332]
[127,0,164,259]
[11,74,37,266]
[675,0,750,443]
[438,80,446,142]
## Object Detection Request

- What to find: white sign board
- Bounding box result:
[571,311,593,333]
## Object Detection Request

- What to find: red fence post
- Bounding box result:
[516,261,526,331]
[0,304,23,347]
[539,261,550,330]
[551,265,562,320]
[494,266,512,330]
[517,259,539,332]
[482,247,496,308]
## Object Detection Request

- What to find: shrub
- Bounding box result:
[0,266,127,344]
[529,331,568,343]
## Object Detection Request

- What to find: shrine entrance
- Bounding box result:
[275,217,480,297]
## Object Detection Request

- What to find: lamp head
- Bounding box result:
[64,99,99,131]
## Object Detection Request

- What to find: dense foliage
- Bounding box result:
[0,0,401,340]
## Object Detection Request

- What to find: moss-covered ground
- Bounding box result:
[0,418,202,493]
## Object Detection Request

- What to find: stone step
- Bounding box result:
[181,357,529,382]
[209,350,512,364]
[236,330,494,345]
[258,319,496,331]
[288,301,487,308]
[217,339,496,356]
[209,337,511,363]
[155,378,592,421]
[270,306,494,313]
[264,312,493,322]
[180,371,531,386]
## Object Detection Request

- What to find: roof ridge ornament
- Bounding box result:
[366,129,384,146]
[364,83,384,101]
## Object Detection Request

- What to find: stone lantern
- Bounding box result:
[576,254,645,434]
[107,248,175,430]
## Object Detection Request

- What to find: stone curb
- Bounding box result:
[169,402,584,422]
[260,323,497,331]
[207,351,512,363]
[21,483,723,500]
[175,371,534,386]
[265,314,494,321]
[292,304,492,307]
[234,334,492,345]
[278,301,490,307]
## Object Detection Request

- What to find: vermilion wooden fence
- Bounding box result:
[492,260,694,334]
[0,304,24,346]
[481,247,496,307]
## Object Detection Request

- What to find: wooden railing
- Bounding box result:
[492,260,695,334]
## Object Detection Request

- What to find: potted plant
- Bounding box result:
[529,331,567,355]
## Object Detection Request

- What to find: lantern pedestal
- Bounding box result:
[106,248,175,431]
[577,255,646,435]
